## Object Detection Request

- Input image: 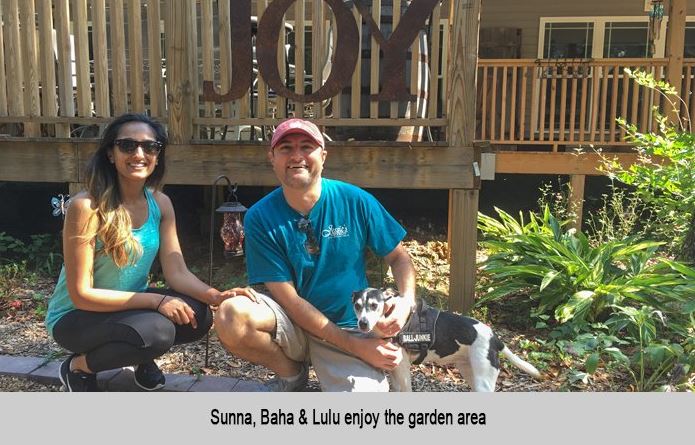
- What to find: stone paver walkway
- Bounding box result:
[0,354,268,392]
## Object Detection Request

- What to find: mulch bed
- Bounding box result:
[0,233,635,392]
[0,315,576,392]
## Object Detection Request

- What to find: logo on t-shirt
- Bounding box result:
[322,224,349,239]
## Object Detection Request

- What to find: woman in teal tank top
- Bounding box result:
[46,113,254,391]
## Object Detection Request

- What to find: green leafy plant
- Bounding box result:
[537,180,576,226]
[478,206,692,328]
[517,337,556,371]
[560,331,629,372]
[478,206,695,390]
[0,232,29,256]
[0,232,62,275]
[600,69,695,259]
[604,279,695,391]
[584,184,649,246]
[560,316,689,391]
[0,261,32,300]
[31,292,48,318]
[555,330,631,387]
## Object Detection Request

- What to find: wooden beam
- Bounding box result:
[2,140,656,186]
[666,0,687,123]
[495,151,643,175]
[446,0,481,314]
[87,145,475,189]
[0,140,473,189]
[0,141,78,182]
[448,189,478,313]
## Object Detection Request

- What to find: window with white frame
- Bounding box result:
[539,17,669,59]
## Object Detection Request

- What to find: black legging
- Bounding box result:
[52,288,212,373]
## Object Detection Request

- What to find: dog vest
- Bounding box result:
[397,299,440,365]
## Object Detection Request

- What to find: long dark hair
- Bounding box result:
[82,113,168,267]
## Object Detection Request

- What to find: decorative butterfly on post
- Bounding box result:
[51,194,70,217]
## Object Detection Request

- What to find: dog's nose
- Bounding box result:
[358,319,369,331]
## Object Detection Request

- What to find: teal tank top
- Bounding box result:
[45,188,161,335]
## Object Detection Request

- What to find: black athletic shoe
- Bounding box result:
[134,361,165,391]
[58,354,99,392]
[265,362,309,392]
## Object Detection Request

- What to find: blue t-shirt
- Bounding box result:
[245,178,406,328]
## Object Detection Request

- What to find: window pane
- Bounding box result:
[685,23,695,58]
[604,22,649,58]
[543,23,593,58]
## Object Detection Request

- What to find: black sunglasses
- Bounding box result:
[114,138,164,156]
[297,217,320,255]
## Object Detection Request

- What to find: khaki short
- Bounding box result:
[257,292,389,392]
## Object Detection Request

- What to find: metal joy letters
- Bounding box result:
[202,0,440,104]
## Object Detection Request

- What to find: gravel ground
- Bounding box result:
[0,375,61,392]
[0,315,566,392]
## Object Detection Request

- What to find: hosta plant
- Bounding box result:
[477,206,695,390]
[477,206,694,334]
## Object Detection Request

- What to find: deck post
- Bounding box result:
[165,1,196,143]
[448,189,479,313]
[69,182,83,197]
[447,0,482,313]
[666,0,687,124]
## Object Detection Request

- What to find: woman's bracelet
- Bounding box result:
[156,295,167,311]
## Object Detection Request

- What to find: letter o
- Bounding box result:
[257,0,359,103]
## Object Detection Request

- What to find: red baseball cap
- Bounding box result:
[270,118,324,150]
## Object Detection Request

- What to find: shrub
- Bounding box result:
[600,69,695,260]
[479,207,691,326]
[0,232,62,275]
[478,206,695,390]
[584,184,649,246]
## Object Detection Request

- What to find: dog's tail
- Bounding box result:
[494,337,542,380]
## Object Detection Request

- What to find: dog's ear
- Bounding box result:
[351,291,361,303]
[382,288,398,299]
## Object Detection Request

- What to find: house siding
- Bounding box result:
[481,0,695,58]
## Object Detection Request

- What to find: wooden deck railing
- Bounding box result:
[477,58,695,148]
[0,0,450,143]
[0,0,168,138]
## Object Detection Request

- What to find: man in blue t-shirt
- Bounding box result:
[215,118,417,391]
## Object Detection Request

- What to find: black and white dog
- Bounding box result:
[352,288,542,391]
